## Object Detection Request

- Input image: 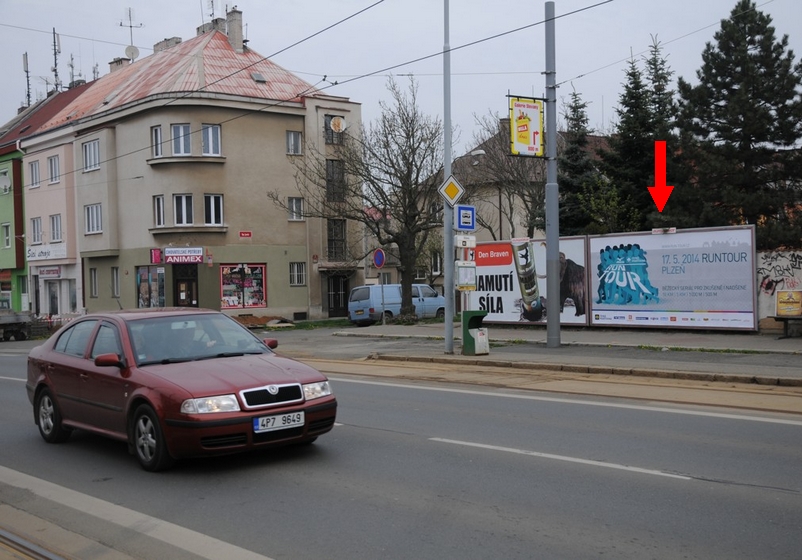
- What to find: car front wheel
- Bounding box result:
[36,388,71,443]
[132,404,175,472]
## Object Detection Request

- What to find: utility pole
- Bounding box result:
[544,1,561,348]
[443,0,455,354]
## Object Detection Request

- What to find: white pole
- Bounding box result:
[443,0,455,354]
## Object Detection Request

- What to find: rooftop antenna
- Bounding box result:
[51,28,61,92]
[23,52,31,108]
[119,7,143,61]
[92,63,99,81]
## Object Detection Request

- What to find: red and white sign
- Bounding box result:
[239,231,252,238]
[38,266,62,279]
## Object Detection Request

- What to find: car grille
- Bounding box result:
[240,384,303,409]
[253,426,304,444]
[201,433,248,448]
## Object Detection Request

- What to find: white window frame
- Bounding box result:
[202,124,221,156]
[48,155,60,183]
[151,126,163,158]
[286,131,302,155]
[431,252,442,275]
[153,195,165,227]
[171,124,191,156]
[31,217,43,244]
[289,262,307,286]
[288,197,304,221]
[204,194,223,226]
[1,224,10,248]
[50,214,62,242]
[29,161,40,188]
[82,140,100,171]
[174,194,193,225]
[89,268,98,298]
[85,203,102,234]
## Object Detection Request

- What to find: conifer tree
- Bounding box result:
[676,0,802,248]
[557,90,596,234]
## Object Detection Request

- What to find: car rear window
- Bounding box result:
[349,287,370,302]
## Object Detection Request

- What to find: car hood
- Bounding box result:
[138,354,326,397]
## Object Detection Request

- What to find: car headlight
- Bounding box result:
[303,381,332,400]
[181,394,241,414]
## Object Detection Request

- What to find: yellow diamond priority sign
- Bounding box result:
[438,175,465,207]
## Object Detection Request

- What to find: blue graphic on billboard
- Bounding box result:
[596,244,660,305]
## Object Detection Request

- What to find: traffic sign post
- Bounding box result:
[455,204,476,232]
[372,248,386,269]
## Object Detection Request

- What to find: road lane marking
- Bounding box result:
[0,465,274,560]
[329,377,802,426]
[0,376,24,382]
[430,438,691,480]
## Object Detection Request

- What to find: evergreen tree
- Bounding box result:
[676,0,802,248]
[557,90,596,234]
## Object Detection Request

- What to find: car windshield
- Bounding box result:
[130,314,270,366]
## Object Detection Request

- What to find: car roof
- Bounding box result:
[75,308,222,323]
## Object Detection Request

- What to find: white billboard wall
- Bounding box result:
[465,237,588,325]
[589,226,756,330]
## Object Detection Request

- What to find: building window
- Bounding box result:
[137,266,164,308]
[29,161,40,188]
[174,194,193,225]
[48,156,60,183]
[220,264,266,308]
[89,268,98,298]
[111,267,120,298]
[204,194,223,225]
[431,252,442,275]
[326,159,345,202]
[327,219,346,261]
[324,115,344,145]
[31,217,42,244]
[85,204,102,234]
[202,124,221,156]
[1,224,10,248]
[50,214,62,242]
[171,124,191,156]
[379,271,392,285]
[415,268,427,280]
[288,197,304,220]
[153,195,164,227]
[286,131,302,155]
[82,139,100,171]
[289,262,307,286]
[151,126,163,157]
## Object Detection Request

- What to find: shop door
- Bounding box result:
[173,264,198,307]
[327,275,349,317]
[47,281,59,315]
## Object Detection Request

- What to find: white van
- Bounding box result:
[348,284,446,326]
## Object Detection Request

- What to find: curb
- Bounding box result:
[369,354,802,387]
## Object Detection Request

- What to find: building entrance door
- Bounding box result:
[173,264,198,307]
[327,275,349,317]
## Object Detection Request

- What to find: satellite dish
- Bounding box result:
[330,116,346,133]
[125,45,140,61]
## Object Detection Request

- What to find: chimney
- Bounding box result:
[109,57,131,73]
[154,37,182,53]
[197,17,226,36]
[226,8,243,53]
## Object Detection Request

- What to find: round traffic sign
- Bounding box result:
[373,248,386,269]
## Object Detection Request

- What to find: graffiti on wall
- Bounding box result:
[757,251,802,295]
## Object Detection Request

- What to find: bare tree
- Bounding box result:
[453,113,547,240]
[267,77,444,317]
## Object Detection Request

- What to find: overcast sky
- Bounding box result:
[2,0,800,153]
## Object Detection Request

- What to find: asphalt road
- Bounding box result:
[2,350,801,559]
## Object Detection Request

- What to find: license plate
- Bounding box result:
[355,310,363,315]
[253,411,304,433]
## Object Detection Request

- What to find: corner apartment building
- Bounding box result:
[20,8,363,320]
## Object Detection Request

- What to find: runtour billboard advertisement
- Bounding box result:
[462,226,756,331]
[588,226,756,330]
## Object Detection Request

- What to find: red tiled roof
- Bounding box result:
[36,30,321,133]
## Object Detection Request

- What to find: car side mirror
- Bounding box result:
[94,353,125,368]
[263,338,278,349]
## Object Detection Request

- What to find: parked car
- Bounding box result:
[348,283,446,326]
[26,308,337,471]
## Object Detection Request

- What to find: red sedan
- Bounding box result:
[26,308,337,471]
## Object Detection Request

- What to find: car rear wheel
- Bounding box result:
[132,404,175,472]
[436,308,445,319]
[36,388,71,443]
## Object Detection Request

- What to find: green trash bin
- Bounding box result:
[462,310,489,356]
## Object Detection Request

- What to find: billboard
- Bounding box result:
[465,237,588,325]
[589,226,756,330]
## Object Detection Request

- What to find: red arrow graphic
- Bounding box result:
[648,140,674,212]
